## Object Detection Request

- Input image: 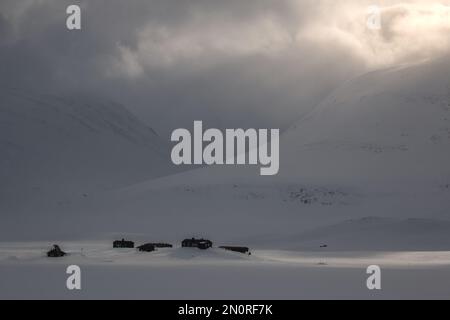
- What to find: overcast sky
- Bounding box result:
[1,0,450,135]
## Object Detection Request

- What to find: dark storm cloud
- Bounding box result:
[1,0,448,135]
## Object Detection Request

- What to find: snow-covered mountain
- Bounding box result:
[0,88,173,212]
[3,58,450,248]
[127,57,450,189]
[281,57,450,186]
[48,57,450,249]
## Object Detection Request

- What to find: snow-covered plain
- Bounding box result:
[2,58,450,299]
[1,242,450,299]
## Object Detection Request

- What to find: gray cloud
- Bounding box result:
[1,0,449,135]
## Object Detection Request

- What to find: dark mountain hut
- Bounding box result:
[113,238,135,248]
[182,238,213,250]
[47,245,66,258]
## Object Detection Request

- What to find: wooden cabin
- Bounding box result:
[113,238,135,248]
[182,238,213,250]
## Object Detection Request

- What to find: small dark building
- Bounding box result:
[47,245,66,258]
[113,238,135,248]
[219,246,250,254]
[182,238,213,250]
[137,243,156,252]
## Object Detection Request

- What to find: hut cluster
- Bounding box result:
[47,237,251,257]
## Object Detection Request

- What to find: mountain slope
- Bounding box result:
[116,57,450,188]
[281,57,450,185]
[0,88,173,212]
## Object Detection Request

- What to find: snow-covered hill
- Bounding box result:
[0,88,173,212]
[258,217,450,251]
[281,57,450,185]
